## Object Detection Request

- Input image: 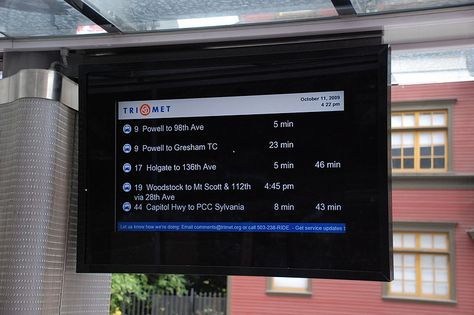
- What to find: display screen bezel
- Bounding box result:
[78,40,392,281]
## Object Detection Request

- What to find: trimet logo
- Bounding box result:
[121,103,171,116]
[140,104,151,116]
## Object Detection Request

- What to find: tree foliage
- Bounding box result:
[185,275,227,294]
[110,274,148,313]
[110,274,187,314]
[147,274,187,294]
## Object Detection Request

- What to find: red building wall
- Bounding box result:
[229,82,474,315]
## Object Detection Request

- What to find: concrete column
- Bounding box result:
[0,68,111,314]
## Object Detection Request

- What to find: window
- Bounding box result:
[267,277,311,295]
[384,223,457,303]
[391,111,448,172]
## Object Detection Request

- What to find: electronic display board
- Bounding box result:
[78,41,392,281]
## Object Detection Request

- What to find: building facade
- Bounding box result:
[228,81,474,315]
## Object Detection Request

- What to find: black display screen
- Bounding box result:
[78,41,392,280]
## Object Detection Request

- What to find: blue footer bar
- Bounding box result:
[117,222,346,233]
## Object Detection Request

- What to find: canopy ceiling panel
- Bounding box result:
[82,0,337,32]
[0,0,104,37]
[0,0,473,50]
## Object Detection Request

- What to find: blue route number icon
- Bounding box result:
[123,144,132,153]
[123,124,132,134]
[122,202,132,212]
[122,182,132,192]
[123,163,132,173]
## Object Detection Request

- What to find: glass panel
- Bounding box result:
[350,0,474,15]
[403,234,416,248]
[0,1,105,37]
[422,282,434,294]
[433,113,446,126]
[434,255,448,268]
[419,133,432,146]
[393,253,402,266]
[83,0,337,32]
[433,132,446,145]
[392,115,402,128]
[403,147,414,156]
[403,254,416,267]
[392,133,402,146]
[402,114,415,127]
[435,270,448,282]
[420,158,431,169]
[434,145,445,156]
[177,16,239,28]
[403,158,414,169]
[434,158,445,168]
[402,132,414,146]
[422,269,434,281]
[421,255,433,268]
[420,234,433,249]
[405,281,416,294]
[433,234,448,250]
[391,280,403,293]
[394,267,403,280]
[405,268,416,281]
[273,277,308,290]
[393,234,402,249]
[419,113,432,126]
[420,146,431,156]
[392,148,401,157]
[392,159,401,169]
[435,283,449,296]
